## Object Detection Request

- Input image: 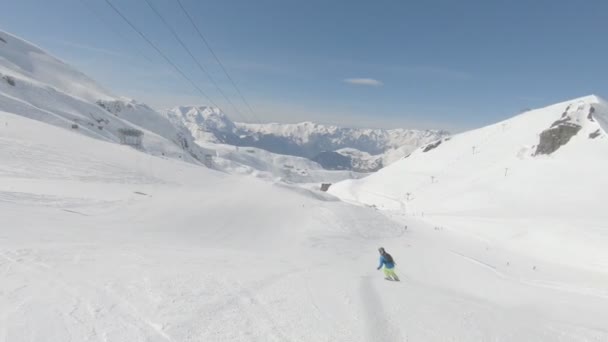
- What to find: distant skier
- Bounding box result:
[377,247,399,281]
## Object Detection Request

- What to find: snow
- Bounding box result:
[171,104,448,171]
[0,28,360,185]
[0,111,399,341]
[335,147,383,171]
[330,94,608,284]
[235,121,448,160]
[0,29,211,165]
[168,106,236,142]
[0,30,112,103]
[170,106,371,181]
[3,103,608,341]
[237,121,445,150]
[199,142,368,184]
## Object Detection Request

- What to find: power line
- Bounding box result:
[142,0,249,122]
[175,0,262,123]
[76,0,153,63]
[103,0,221,109]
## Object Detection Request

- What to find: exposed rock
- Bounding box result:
[0,36,6,44]
[96,100,135,115]
[2,75,15,86]
[589,129,601,139]
[534,123,582,155]
[550,117,572,128]
[588,106,595,122]
[423,139,443,152]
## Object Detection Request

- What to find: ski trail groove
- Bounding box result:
[359,276,402,342]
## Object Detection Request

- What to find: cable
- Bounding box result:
[76,0,153,63]
[103,0,222,110]
[142,0,249,122]
[175,0,262,123]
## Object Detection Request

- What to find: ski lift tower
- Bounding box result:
[118,128,144,149]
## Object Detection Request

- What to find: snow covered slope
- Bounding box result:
[3,108,608,341]
[172,105,448,171]
[330,95,608,270]
[0,31,111,103]
[0,30,209,163]
[0,29,359,184]
[236,121,447,157]
[0,110,399,341]
[198,142,368,183]
[165,106,368,182]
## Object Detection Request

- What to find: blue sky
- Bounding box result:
[1,0,607,131]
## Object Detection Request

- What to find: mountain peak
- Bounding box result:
[169,106,236,135]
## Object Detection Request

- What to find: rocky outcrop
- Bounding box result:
[423,139,443,152]
[534,122,581,155]
[96,100,136,115]
[588,106,595,122]
[589,129,601,139]
[2,75,15,86]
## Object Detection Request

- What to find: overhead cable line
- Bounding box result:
[175,0,262,123]
[103,0,222,109]
[142,0,249,122]
[76,0,154,63]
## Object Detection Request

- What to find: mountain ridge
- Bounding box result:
[171,105,449,171]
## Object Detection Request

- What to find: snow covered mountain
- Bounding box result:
[4,103,608,341]
[330,94,608,270]
[196,142,367,184]
[0,30,360,184]
[0,30,210,164]
[164,106,364,183]
[171,105,448,172]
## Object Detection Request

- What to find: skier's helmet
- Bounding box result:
[378,247,385,254]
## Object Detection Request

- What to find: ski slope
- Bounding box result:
[3,106,608,341]
[330,95,608,272]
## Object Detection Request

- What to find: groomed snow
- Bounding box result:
[2,106,608,341]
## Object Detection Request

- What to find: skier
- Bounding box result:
[377,247,399,281]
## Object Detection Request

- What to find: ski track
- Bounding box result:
[358,275,402,342]
[448,249,608,300]
[0,249,177,342]
[1,93,608,340]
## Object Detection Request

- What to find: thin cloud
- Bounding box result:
[344,78,384,87]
